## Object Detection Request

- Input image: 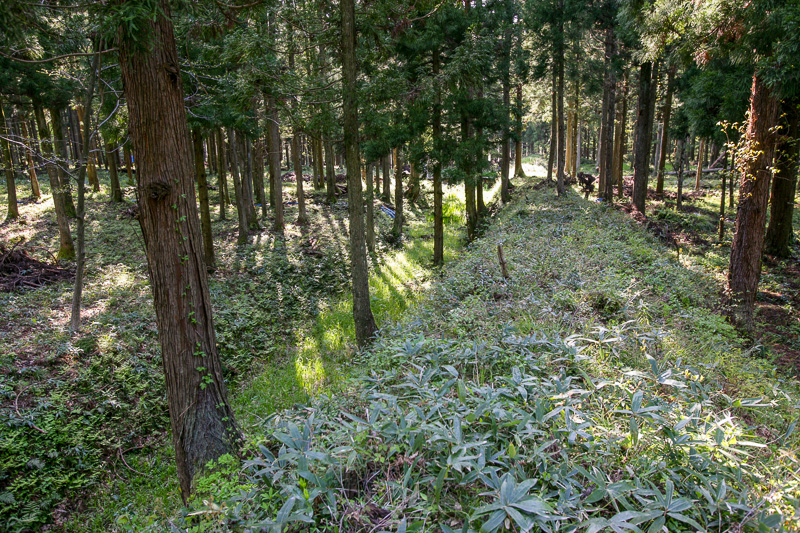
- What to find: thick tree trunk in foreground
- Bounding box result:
[34,105,74,259]
[632,61,654,213]
[728,74,780,323]
[764,100,799,258]
[118,0,240,500]
[1,106,19,221]
[193,129,215,271]
[342,0,377,345]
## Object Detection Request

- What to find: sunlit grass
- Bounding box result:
[233,179,501,429]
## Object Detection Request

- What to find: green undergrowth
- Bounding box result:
[0,167,495,531]
[181,177,799,532]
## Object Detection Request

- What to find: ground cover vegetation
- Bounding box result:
[0,0,798,531]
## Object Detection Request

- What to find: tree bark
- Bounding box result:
[764,99,799,258]
[19,119,41,199]
[325,137,336,204]
[1,105,19,221]
[193,128,215,271]
[514,84,526,178]
[50,109,76,217]
[118,1,240,500]
[70,42,100,333]
[106,142,123,202]
[501,67,511,204]
[227,129,249,245]
[655,66,675,197]
[215,129,227,221]
[601,29,616,201]
[382,155,390,201]
[694,138,705,191]
[632,61,654,213]
[392,146,404,239]
[556,16,566,197]
[292,131,307,224]
[123,142,135,185]
[252,138,267,219]
[547,66,556,183]
[433,48,444,267]
[727,74,780,322]
[365,162,375,252]
[342,0,377,345]
[34,105,74,259]
[613,70,629,198]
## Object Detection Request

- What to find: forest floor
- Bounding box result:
[1,158,799,531]
[0,168,495,531]
[172,161,798,532]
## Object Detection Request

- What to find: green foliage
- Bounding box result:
[187,176,798,533]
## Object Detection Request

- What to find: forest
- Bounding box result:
[0,0,799,531]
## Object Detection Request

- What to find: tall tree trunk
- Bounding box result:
[556,18,566,197]
[632,61,654,213]
[676,136,687,210]
[252,138,267,219]
[312,137,322,190]
[70,40,100,333]
[547,66,556,183]
[655,66,675,197]
[207,133,217,176]
[694,138,705,190]
[119,2,240,501]
[728,74,780,323]
[613,70,629,198]
[719,150,727,241]
[123,142,135,185]
[216,129,227,221]
[106,142,123,202]
[409,161,421,203]
[292,132,307,224]
[342,0,377,345]
[382,155,390,201]
[392,146,404,239]
[34,105,74,259]
[325,138,336,203]
[228,129,249,245]
[501,70,511,204]
[601,28,616,201]
[764,99,799,258]
[1,105,19,221]
[193,128,215,271]
[365,162,375,252]
[51,109,76,217]
[433,48,444,267]
[19,119,41,199]
[514,84,526,178]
